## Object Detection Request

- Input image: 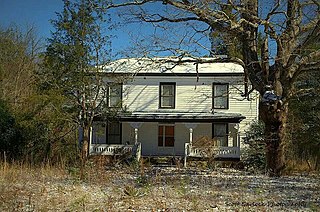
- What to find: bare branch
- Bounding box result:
[287,19,320,67]
[138,13,201,23]
[105,0,156,9]
[290,49,320,82]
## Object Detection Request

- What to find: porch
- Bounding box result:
[88,111,245,164]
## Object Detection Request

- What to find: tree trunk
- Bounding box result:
[259,100,288,177]
[81,125,89,160]
[80,125,90,179]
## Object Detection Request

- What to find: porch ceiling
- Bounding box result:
[119,111,245,123]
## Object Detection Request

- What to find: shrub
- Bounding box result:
[242,121,266,172]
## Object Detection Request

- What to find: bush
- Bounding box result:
[0,100,24,160]
[242,121,266,172]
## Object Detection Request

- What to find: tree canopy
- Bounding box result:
[105,0,320,176]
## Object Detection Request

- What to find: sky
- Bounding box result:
[0,0,210,58]
[0,0,64,40]
[0,0,137,55]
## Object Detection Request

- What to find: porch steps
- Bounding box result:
[142,156,183,167]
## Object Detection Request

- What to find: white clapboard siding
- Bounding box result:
[122,76,252,113]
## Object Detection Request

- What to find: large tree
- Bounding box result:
[43,0,111,164]
[106,0,320,176]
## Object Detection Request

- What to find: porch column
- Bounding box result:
[184,123,198,146]
[236,123,240,147]
[129,122,143,144]
[236,123,241,158]
[189,128,193,146]
[134,128,138,145]
[184,123,198,168]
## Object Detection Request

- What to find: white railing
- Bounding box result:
[187,145,240,159]
[90,144,133,155]
[90,143,141,162]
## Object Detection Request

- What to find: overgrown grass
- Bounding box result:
[0,159,319,211]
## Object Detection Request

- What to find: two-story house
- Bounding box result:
[89,57,259,161]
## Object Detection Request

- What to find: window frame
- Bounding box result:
[106,121,122,144]
[159,82,176,109]
[107,83,122,108]
[91,123,107,144]
[158,124,175,147]
[212,123,229,147]
[212,83,229,109]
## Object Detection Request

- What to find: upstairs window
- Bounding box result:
[108,84,122,107]
[159,82,176,109]
[213,83,229,109]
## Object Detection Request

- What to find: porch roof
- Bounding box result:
[119,111,245,123]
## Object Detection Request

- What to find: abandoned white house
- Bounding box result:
[87,57,259,162]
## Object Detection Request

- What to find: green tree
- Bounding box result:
[242,121,266,172]
[0,26,40,161]
[106,0,320,176]
[287,69,320,170]
[0,99,23,160]
[42,0,111,166]
[0,26,77,164]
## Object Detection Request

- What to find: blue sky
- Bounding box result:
[0,0,137,54]
[0,0,210,57]
[0,0,64,40]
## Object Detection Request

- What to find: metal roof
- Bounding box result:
[101,57,244,75]
[119,111,245,123]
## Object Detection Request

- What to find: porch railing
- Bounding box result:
[185,143,240,158]
[89,143,142,162]
[90,144,133,156]
[184,143,240,167]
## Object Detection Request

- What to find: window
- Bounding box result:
[92,123,106,144]
[159,83,176,108]
[107,121,122,144]
[213,123,228,147]
[108,84,122,107]
[213,83,229,109]
[158,125,175,147]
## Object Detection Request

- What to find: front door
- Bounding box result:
[158,125,175,155]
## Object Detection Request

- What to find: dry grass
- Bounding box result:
[0,160,319,211]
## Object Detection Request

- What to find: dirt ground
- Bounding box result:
[0,162,319,211]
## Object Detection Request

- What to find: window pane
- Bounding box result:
[108,135,121,144]
[165,126,174,136]
[109,122,120,134]
[214,124,226,136]
[161,97,173,107]
[165,137,174,147]
[110,96,121,107]
[215,84,228,96]
[158,126,163,136]
[216,137,228,147]
[162,85,173,96]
